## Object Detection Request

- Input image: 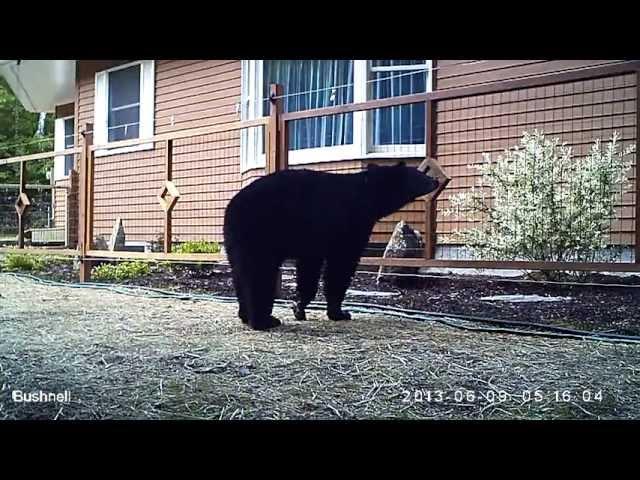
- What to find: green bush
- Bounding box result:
[1,253,45,272]
[92,261,151,282]
[444,130,636,266]
[174,240,220,254]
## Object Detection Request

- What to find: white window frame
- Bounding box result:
[53,115,75,181]
[240,60,265,171]
[240,60,432,172]
[94,60,155,157]
[366,60,432,156]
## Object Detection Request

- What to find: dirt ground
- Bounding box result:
[22,259,640,336]
[101,263,640,336]
[1,273,639,420]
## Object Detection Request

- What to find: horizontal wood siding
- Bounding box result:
[55,103,74,119]
[436,60,625,90]
[78,60,243,246]
[92,146,166,245]
[171,131,241,242]
[77,59,638,252]
[52,178,69,229]
[435,72,637,247]
[155,60,241,133]
[241,167,266,188]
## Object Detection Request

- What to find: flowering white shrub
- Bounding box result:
[444,130,636,264]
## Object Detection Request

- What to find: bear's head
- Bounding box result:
[365,161,440,219]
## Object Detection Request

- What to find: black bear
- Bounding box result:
[223,161,439,331]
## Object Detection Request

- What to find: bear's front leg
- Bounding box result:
[323,255,359,321]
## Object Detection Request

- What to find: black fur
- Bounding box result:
[223,162,439,331]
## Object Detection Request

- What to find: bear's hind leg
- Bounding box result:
[231,267,249,324]
[293,256,324,321]
[323,255,359,321]
[227,246,250,324]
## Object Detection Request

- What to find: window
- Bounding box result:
[108,65,140,142]
[54,116,75,180]
[369,60,428,150]
[63,118,75,174]
[263,60,354,150]
[94,60,155,156]
[240,60,431,171]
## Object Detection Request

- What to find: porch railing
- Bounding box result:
[1,60,640,281]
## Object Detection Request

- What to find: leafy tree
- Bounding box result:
[0,76,54,184]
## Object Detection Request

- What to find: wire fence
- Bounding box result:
[0,167,56,246]
[0,60,638,275]
[434,72,637,264]
[89,124,265,254]
[265,65,638,266]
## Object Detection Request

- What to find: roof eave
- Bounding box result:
[0,60,76,113]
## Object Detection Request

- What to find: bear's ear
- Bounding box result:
[366,163,380,170]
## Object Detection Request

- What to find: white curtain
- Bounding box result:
[370,60,427,146]
[263,60,354,150]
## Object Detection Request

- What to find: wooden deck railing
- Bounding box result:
[2,60,640,280]
[274,60,640,272]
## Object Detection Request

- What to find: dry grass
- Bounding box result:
[1,274,639,420]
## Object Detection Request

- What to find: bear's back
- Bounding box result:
[224,169,369,257]
[228,169,364,215]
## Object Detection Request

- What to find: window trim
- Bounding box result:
[240,60,432,173]
[53,114,75,181]
[240,60,265,172]
[94,60,155,157]
[365,60,432,155]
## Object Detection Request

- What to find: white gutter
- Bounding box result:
[0,60,76,113]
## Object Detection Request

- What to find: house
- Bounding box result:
[0,59,637,258]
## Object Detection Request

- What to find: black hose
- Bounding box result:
[335,300,638,340]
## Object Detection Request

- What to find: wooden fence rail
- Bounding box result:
[276,60,640,271]
[80,117,271,281]
[2,60,640,280]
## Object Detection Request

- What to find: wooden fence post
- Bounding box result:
[268,83,285,297]
[277,113,289,171]
[424,96,438,260]
[267,84,283,174]
[78,123,93,282]
[164,139,174,253]
[15,161,29,249]
[424,197,437,260]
